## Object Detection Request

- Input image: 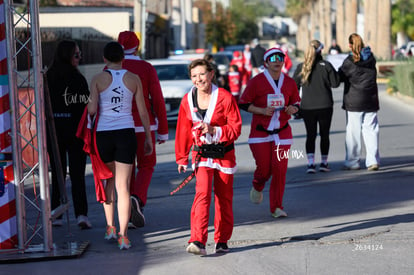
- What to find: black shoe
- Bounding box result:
[215,242,230,253]
[319,163,331,172]
[130,195,145,228]
[306,164,316,174]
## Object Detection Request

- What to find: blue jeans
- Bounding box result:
[344,111,380,168]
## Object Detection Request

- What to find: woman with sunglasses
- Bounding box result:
[46,40,92,229]
[239,48,301,219]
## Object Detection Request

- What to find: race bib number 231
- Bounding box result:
[267,94,285,110]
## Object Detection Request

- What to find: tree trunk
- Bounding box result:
[323,0,332,54]
[336,0,346,51]
[345,0,358,40]
[364,0,377,53]
[376,0,391,60]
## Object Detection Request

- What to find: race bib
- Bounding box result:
[267,94,285,110]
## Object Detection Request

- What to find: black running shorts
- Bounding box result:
[95,128,137,164]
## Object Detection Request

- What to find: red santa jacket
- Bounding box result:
[76,107,112,203]
[122,55,169,141]
[239,70,301,145]
[175,86,242,174]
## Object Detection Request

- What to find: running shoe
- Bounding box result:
[306,164,316,174]
[271,208,288,218]
[319,163,331,172]
[367,164,379,171]
[186,241,207,256]
[130,195,145,228]
[77,215,92,229]
[104,225,117,240]
[250,187,263,204]
[118,235,131,250]
[215,242,230,253]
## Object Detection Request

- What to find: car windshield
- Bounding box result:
[213,55,230,65]
[154,64,189,81]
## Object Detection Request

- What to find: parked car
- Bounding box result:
[148,59,193,123]
[212,51,233,76]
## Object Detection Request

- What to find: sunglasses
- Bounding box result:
[268,54,284,62]
[74,51,82,59]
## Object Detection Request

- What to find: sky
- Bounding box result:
[271,0,286,12]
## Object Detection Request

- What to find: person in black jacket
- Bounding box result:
[338,33,380,171]
[293,40,340,173]
[250,38,266,77]
[46,40,92,228]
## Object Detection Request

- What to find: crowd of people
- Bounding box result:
[46,32,380,253]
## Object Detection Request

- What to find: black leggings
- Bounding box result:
[301,107,333,155]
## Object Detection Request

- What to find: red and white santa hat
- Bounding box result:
[263,47,285,62]
[118,31,140,54]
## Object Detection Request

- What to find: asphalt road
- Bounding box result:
[1,83,414,275]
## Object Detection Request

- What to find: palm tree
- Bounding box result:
[345,0,358,41]
[376,0,392,59]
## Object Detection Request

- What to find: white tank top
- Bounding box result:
[97,69,135,131]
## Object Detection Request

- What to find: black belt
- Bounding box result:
[193,143,235,159]
[256,123,288,135]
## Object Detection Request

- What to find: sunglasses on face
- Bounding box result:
[268,54,284,62]
[74,51,82,59]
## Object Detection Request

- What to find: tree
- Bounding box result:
[392,0,414,46]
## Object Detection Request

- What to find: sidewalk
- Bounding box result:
[1,84,414,275]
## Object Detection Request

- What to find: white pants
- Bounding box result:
[344,111,380,168]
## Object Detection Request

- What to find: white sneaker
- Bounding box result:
[77,215,92,229]
[186,242,207,256]
[271,208,287,218]
[250,187,263,204]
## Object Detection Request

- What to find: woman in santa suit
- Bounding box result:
[238,48,301,219]
[175,59,242,256]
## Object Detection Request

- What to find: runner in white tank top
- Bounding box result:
[87,42,153,250]
[97,69,134,131]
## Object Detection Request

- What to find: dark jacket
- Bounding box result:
[46,66,90,136]
[338,47,379,112]
[293,55,340,110]
[251,45,266,69]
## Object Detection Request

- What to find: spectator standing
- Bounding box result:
[250,38,266,77]
[339,33,380,171]
[88,42,153,249]
[117,31,169,228]
[239,48,301,218]
[175,59,242,255]
[46,40,92,229]
[329,39,342,55]
[293,40,341,173]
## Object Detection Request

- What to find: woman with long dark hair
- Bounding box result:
[47,40,91,229]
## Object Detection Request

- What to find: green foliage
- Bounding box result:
[387,59,414,97]
[40,0,58,6]
[196,0,280,47]
[391,0,414,40]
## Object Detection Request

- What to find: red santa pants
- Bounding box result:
[189,167,234,245]
[249,142,291,213]
[130,131,156,206]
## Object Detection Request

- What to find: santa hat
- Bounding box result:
[233,51,241,59]
[263,47,285,62]
[118,31,140,54]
